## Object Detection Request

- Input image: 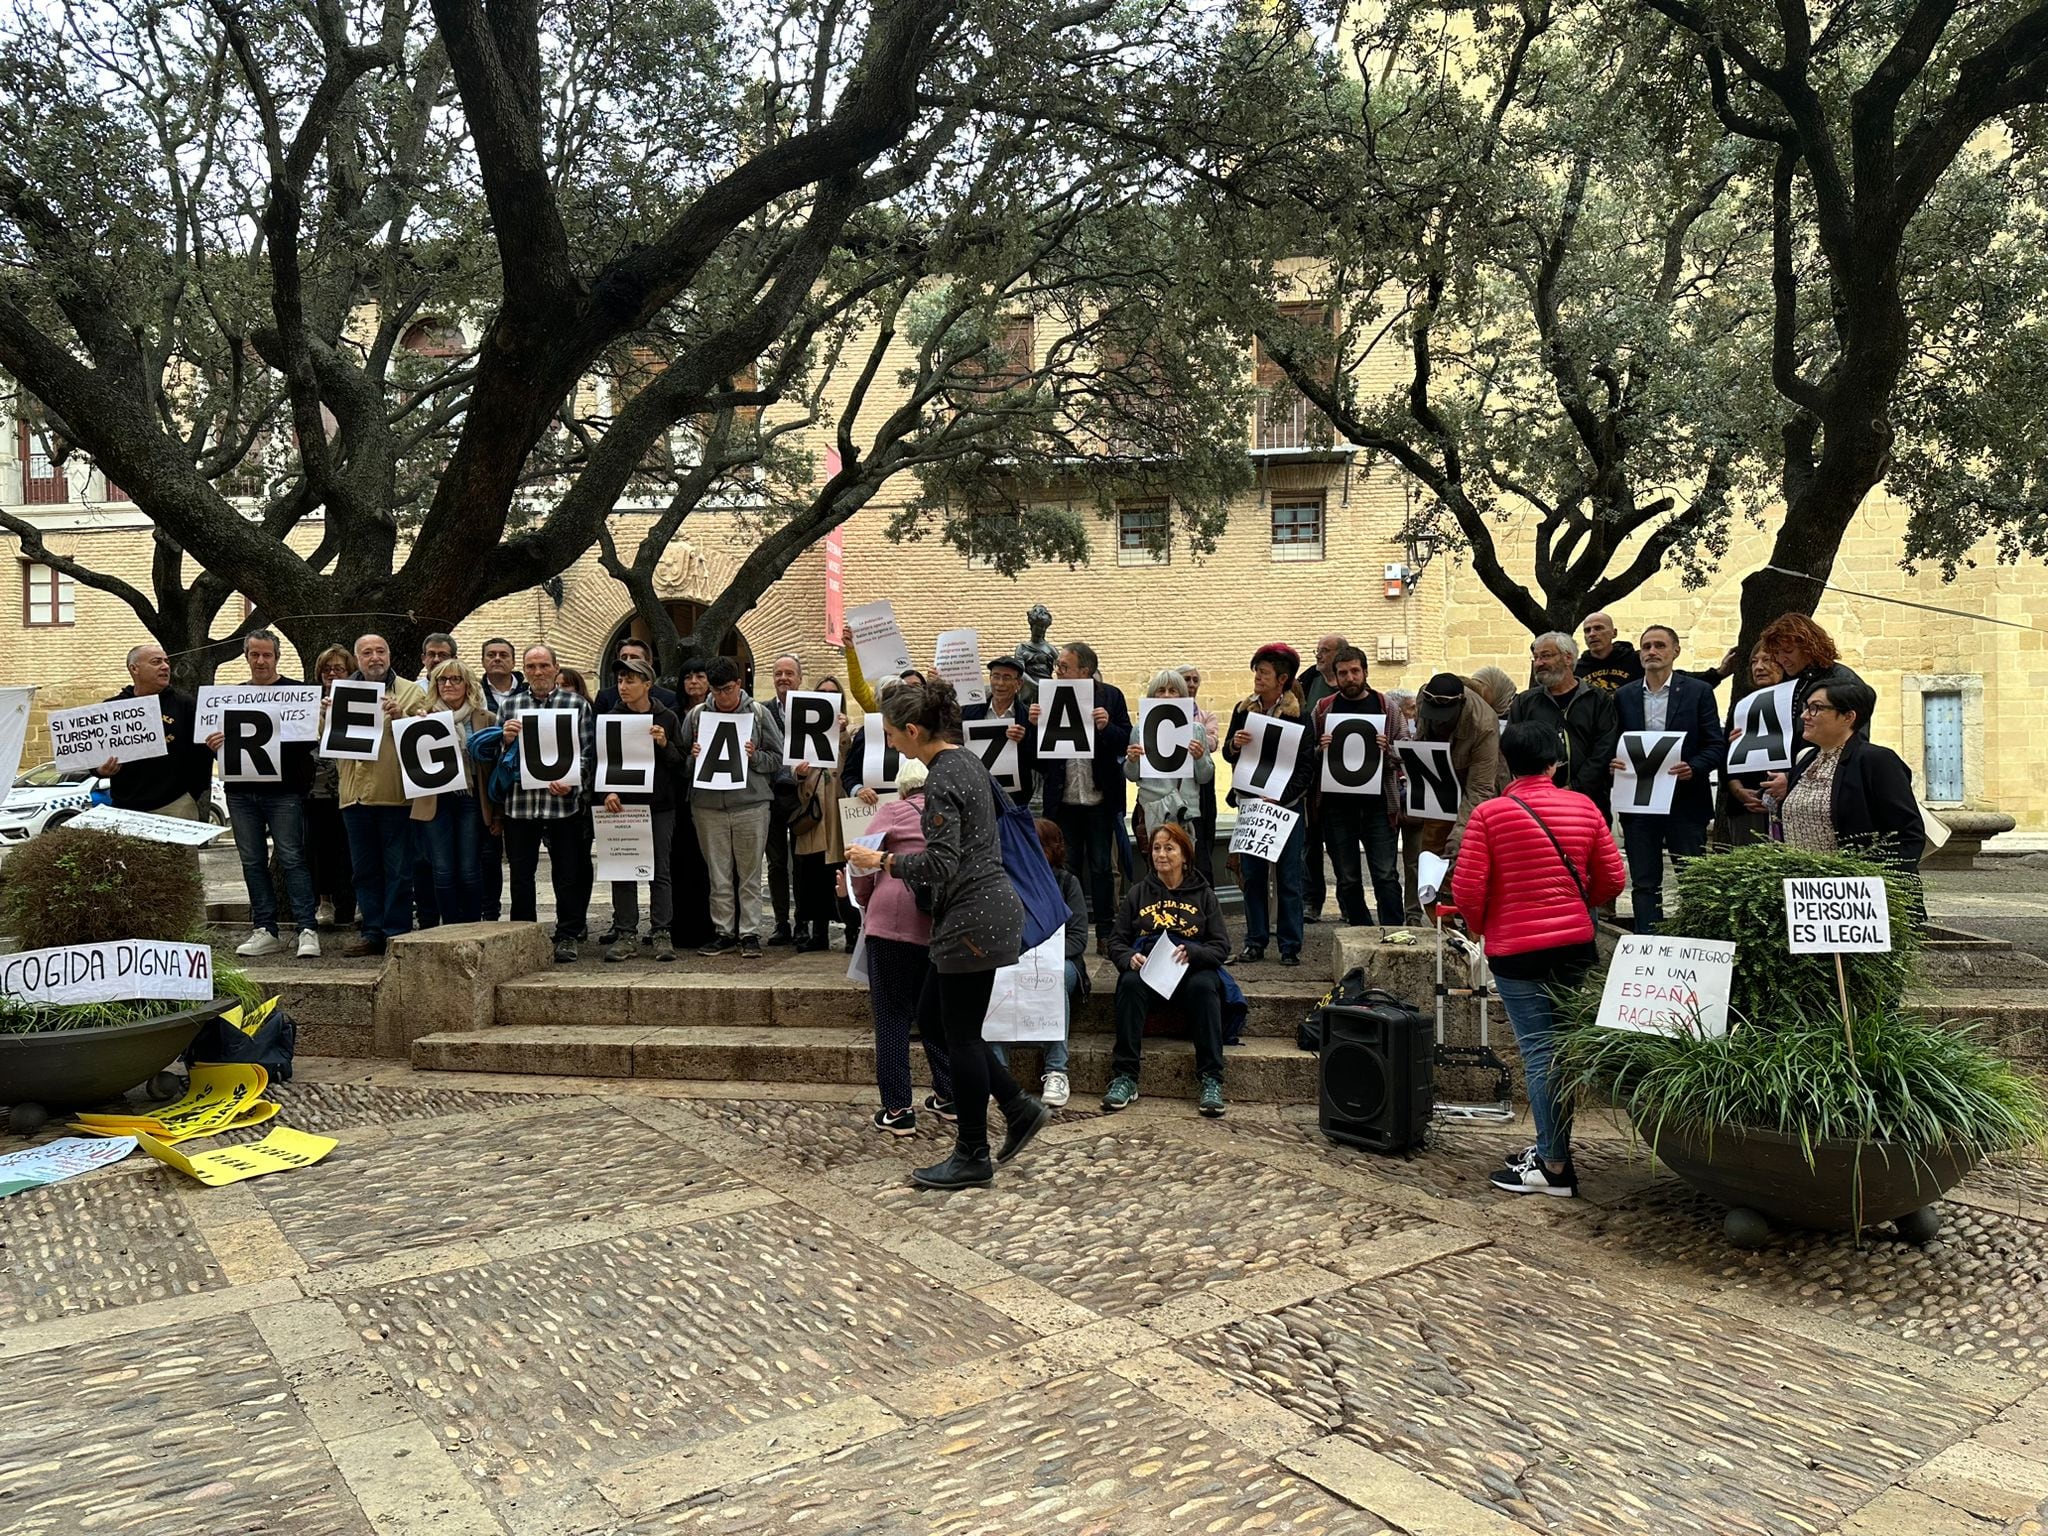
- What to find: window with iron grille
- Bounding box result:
[22,562,75,627]
[1270,494,1325,561]
[1116,500,1170,566]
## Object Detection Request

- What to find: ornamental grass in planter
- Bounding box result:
[1558,842,2047,1242]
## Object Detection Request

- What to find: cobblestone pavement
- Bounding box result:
[2,1064,2046,1536]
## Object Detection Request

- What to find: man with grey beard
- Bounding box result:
[1508,631,1620,816]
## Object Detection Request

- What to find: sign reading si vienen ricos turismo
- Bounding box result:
[1783,875,1893,953]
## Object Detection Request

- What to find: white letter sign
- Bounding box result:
[50,696,167,771]
[518,708,581,791]
[1139,698,1194,780]
[782,692,841,772]
[319,681,385,761]
[861,726,900,791]
[595,713,655,795]
[218,708,282,783]
[1783,875,1893,953]
[1393,739,1460,821]
[1320,712,1386,796]
[1036,679,1094,761]
[390,713,464,799]
[1613,730,1686,816]
[694,712,753,792]
[962,717,1021,791]
[1727,680,1797,775]
[1235,713,1304,801]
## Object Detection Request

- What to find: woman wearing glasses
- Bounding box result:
[1780,681,1925,876]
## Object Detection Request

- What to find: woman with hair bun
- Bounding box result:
[845,679,1047,1189]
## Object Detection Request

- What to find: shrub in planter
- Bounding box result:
[0,827,205,949]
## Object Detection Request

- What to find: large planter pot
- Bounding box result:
[0,1001,230,1134]
[1649,1120,1979,1248]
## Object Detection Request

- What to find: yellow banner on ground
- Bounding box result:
[70,1097,279,1144]
[135,1126,337,1186]
[71,1064,269,1139]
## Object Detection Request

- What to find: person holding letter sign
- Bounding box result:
[788,677,850,953]
[99,643,212,820]
[1032,642,1131,952]
[331,635,429,957]
[409,660,499,925]
[1312,645,1405,927]
[1222,643,1313,966]
[1610,626,1726,933]
[496,645,597,964]
[684,657,785,958]
[1124,670,1211,842]
[1780,680,1926,887]
[1720,646,1789,844]
[961,655,1035,807]
[1408,672,1501,863]
[208,630,322,959]
[595,656,685,962]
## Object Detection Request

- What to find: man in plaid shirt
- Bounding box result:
[498,644,597,963]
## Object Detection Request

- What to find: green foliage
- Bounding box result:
[1558,999,2048,1161]
[1661,842,1919,1022]
[0,828,205,949]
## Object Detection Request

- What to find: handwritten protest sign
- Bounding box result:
[49,695,166,771]
[1595,935,1735,1037]
[0,939,214,1006]
[196,685,321,742]
[1784,876,1892,953]
[73,1064,271,1141]
[839,792,894,845]
[1229,797,1300,860]
[0,1137,136,1200]
[67,804,225,846]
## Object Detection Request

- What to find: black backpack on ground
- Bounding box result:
[1299,965,1372,1052]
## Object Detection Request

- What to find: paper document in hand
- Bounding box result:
[1417,851,1450,908]
[843,834,886,912]
[1139,938,1189,1000]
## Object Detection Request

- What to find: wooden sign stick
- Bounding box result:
[1833,951,1855,1053]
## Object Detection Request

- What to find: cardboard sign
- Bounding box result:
[390,712,465,798]
[694,711,753,792]
[1036,678,1095,761]
[1727,680,1797,775]
[1229,797,1300,860]
[218,708,282,784]
[66,803,225,845]
[962,716,1021,791]
[197,685,320,742]
[1236,712,1304,801]
[1320,712,1386,796]
[1595,935,1736,1037]
[0,939,214,1006]
[783,692,842,772]
[0,1136,136,1200]
[593,804,656,882]
[846,599,913,682]
[1139,698,1195,780]
[595,713,655,795]
[1393,739,1460,821]
[934,629,987,706]
[49,695,167,770]
[517,708,582,791]
[137,1126,337,1187]
[1613,730,1686,817]
[861,727,900,791]
[839,792,894,845]
[319,680,386,761]
[1784,875,1893,953]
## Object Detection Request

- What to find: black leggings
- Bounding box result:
[916,966,1024,1154]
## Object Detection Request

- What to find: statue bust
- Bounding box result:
[1014,603,1057,682]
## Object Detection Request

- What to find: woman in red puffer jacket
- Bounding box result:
[1452,720,1625,1200]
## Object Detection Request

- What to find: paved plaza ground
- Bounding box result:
[4,1060,2047,1536]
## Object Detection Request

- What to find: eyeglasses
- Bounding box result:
[1800,702,1838,716]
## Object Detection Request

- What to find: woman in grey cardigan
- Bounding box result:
[845,679,1046,1189]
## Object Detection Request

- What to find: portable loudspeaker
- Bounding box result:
[1318,997,1433,1153]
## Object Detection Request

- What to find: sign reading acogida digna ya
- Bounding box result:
[0,940,215,1007]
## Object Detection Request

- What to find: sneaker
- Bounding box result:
[651,933,676,962]
[236,929,285,958]
[295,929,321,959]
[596,925,625,946]
[553,938,579,964]
[1041,1071,1070,1108]
[872,1107,918,1137]
[698,934,738,957]
[767,925,794,947]
[315,899,336,928]
[739,933,763,958]
[923,1095,959,1124]
[1502,1143,1540,1170]
[1197,1076,1226,1118]
[605,936,639,963]
[1489,1158,1578,1197]
[1102,1074,1139,1112]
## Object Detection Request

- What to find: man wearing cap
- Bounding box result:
[1312,645,1404,927]
[1412,670,1502,865]
[1509,632,1621,815]
[963,654,1035,807]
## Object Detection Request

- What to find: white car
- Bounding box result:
[0,762,229,844]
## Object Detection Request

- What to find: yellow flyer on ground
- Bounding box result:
[71,1064,269,1139]
[135,1126,336,1186]
[71,1097,278,1144]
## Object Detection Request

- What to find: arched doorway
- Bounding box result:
[600,602,754,689]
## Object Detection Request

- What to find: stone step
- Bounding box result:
[1918,948,2048,987]
[236,962,382,1057]
[1908,989,2048,1066]
[409,1024,1322,1102]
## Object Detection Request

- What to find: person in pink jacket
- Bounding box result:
[847,759,949,1136]
[1452,720,1626,1198]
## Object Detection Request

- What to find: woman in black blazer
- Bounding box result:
[1781,680,1925,873]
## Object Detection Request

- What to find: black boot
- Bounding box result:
[996,1097,1048,1164]
[913,1144,994,1189]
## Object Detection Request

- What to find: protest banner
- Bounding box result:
[390,713,465,798]
[782,691,842,772]
[934,628,986,706]
[517,708,582,791]
[594,713,655,794]
[72,1064,278,1144]
[1726,680,1797,775]
[49,695,166,771]
[0,938,215,1006]
[1036,678,1094,761]
[1139,698,1195,780]
[839,792,893,844]
[1229,797,1300,860]
[218,708,283,783]
[1320,712,1386,796]
[196,685,320,742]
[136,1125,337,1187]
[1613,730,1687,816]
[593,804,656,882]
[67,804,225,845]
[694,711,753,791]
[845,599,913,682]
[962,716,1022,790]
[862,727,901,791]
[319,680,386,761]
[1595,935,1736,1038]
[1393,740,1460,821]
[1235,712,1305,800]
[0,1136,137,1199]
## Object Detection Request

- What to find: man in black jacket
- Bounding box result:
[98,643,212,820]
[1574,612,1643,694]
[1032,640,1131,950]
[1610,626,1727,932]
[1510,632,1621,814]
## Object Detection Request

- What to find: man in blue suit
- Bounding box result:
[1611,626,1727,932]
[1032,640,1132,951]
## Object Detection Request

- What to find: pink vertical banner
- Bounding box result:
[823,448,845,644]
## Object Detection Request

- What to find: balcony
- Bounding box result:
[1253,388,1337,452]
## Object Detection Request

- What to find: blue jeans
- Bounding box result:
[423,794,487,925]
[227,790,317,933]
[342,804,415,947]
[1622,814,1708,933]
[1496,963,1591,1166]
[1240,815,1306,957]
[990,959,1077,1075]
